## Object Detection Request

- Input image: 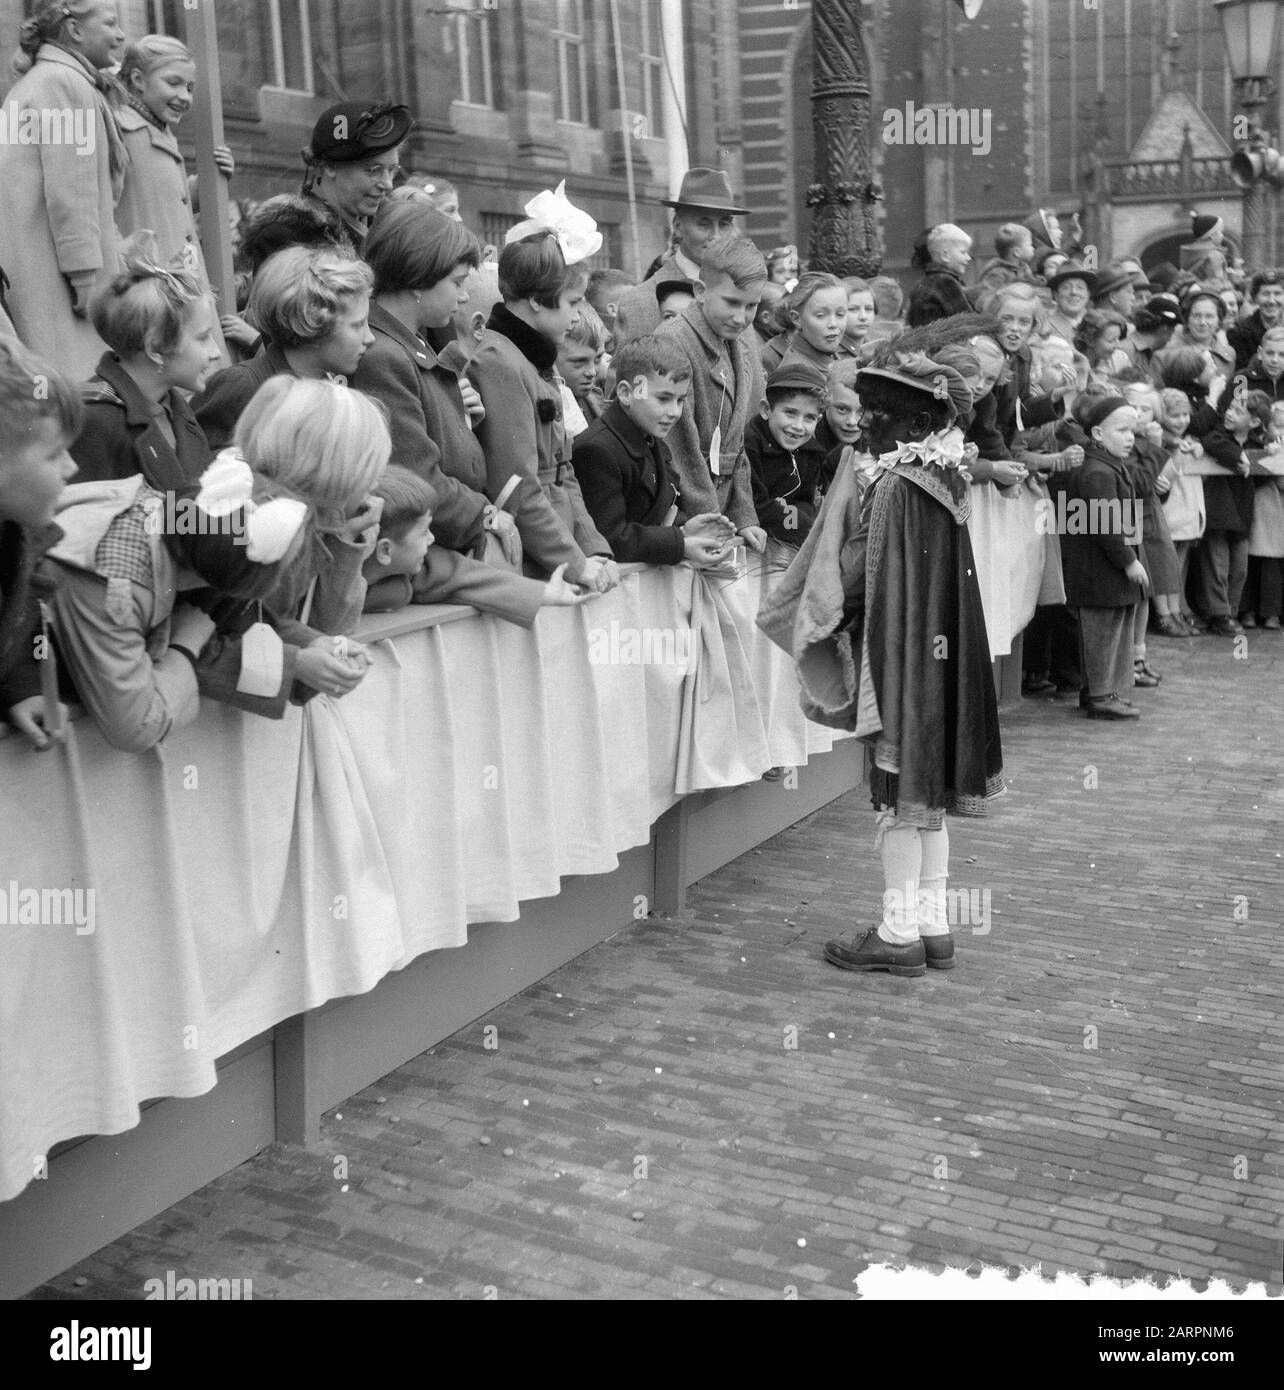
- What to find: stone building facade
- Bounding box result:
[1,0,739,277]
[723,0,1284,284]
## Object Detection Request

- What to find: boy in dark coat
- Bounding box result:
[572,335,734,566]
[745,360,828,546]
[1053,395,1150,719]
[906,224,973,327]
[0,339,80,750]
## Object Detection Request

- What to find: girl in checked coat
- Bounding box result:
[0,2,128,381]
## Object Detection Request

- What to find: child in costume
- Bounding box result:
[759,344,1003,977]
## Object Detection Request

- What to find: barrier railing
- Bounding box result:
[0,556,854,1206]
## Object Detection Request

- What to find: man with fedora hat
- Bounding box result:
[1044,262,1098,345]
[301,100,413,255]
[613,167,747,348]
[1091,264,1140,321]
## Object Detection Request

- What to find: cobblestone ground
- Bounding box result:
[32,632,1284,1300]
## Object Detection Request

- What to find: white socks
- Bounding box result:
[917,823,950,938]
[878,823,922,945]
[877,821,951,944]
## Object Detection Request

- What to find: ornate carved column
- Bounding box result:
[807,0,882,276]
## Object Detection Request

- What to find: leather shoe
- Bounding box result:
[824,929,927,977]
[921,934,955,970]
[1263,616,1282,631]
[1085,694,1140,720]
[1239,613,1257,630]
[1152,614,1187,639]
[1209,616,1244,636]
[1133,660,1160,687]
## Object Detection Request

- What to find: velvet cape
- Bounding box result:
[859,460,1004,827]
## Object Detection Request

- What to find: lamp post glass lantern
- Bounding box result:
[1216,0,1284,271]
[1215,0,1283,84]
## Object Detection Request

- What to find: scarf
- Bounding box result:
[48,43,129,194]
[122,87,168,133]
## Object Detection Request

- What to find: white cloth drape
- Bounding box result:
[0,561,850,1202]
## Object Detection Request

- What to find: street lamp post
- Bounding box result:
[1216,0,1284,272]
[807,0,882,276]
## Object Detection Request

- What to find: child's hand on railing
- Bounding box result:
[542,564,596,606]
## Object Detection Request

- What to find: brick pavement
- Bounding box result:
[30,632,1284,1299]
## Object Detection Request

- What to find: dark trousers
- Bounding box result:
[1196,531,1249,618]
[1251,557,1284,618]
[1023,602,1081,689]
[1077,603,1137,700]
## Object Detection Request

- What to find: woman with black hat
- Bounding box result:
[300,101,413,256]
[1120,294,1180,377]
[1170,287,1236,385]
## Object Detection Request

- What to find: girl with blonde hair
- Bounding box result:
[0,0,127,379]
[115,34,238,363]
[193,247,376,449]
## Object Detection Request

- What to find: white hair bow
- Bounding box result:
[505,180,603,265]
[196,450,309,563]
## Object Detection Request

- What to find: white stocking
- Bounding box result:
[878,822,922,944]
[917,822,950,937]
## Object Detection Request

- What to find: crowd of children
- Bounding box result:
[1,16,1281,980]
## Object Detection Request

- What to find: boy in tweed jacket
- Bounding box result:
[658,235,768,553]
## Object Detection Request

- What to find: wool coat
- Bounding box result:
[113,103,229,365]
[658,302,762,531]
[1231,352,1284,403]
[1197,425,1258,535]
[744,413,820,545]
[1228,308,1273,372]
[572,401,690,566]
[191,343,295,451]
[71,352,210,491]
[613,250,686,347]
[349,304,489,554]
[905,262,971,328]
[469,305,611,582]
[0,45,123,381]
[363,546,546,627]
[1051,441,1146,608]
[0,518,61,713]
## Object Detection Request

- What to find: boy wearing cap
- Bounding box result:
[1181,213,1230,289]
[745,360,829,546]
[613,168,747,348]
[1054,395,1150,720]
[301,101,412,254]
